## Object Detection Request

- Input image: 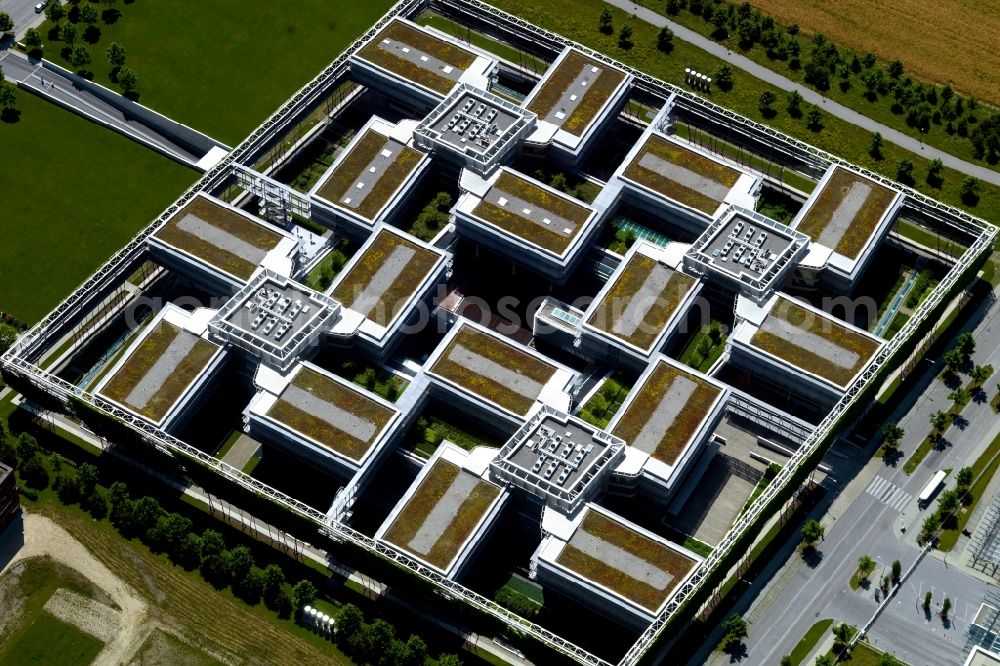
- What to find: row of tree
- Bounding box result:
[334,604,463,666]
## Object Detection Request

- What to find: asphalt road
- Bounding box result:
[607,0,1000,188]
[0,50,201,163]
[0,0,45,38]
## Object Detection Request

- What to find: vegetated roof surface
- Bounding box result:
[332,229,442,327]
[430,325,558,416]
[611,360,720,465]
[314,130,423,221]
[795,166,897,259]
[526,49,626,137]
[622,134,741,214]
[556,508,697,612]
[155,196,283,280]
[382,458,502,570]
[587,253,697,351]
[751,297,880,387]
[359,19,477,95]
[100,321,219,422]
[266,366,396,462]
[471,171,593,254]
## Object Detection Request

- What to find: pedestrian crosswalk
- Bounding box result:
[865,475,912,512]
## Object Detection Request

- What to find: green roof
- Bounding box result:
[358,19,477,95]
[526,49,626,137]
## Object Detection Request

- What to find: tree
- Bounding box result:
[0,439,16,468]
[336,603,364,642]
[76,463,98,496]
[961,176,982,204]
[891,559,902,582]
[758,90,777,115]
[17,433,39,462]
[106,42,126,68]
[972,364,991,387]
[920,513,941,544]
[117,67,137,94]
[938,489,960,515]
[714,64,733,91]
[857,554,876,581]
[832,622,852,647]
[888,59,904,80]
[25,28,43,52]
[929,410,949,434]
[786,90,802,116]
[0,12,13,34]
[781,657,793,666]
[0,83,16,112]
[656,26,674,52]
[949,387,970,406]
[815,655,834,666]
[801,519,824,548]
[45,1,65,24]
[0,323,17,353]
[862,52,877,68]
[70,45,91,71]
[61,22,76,45]
[926,158,944,186]
[618,24,633,48]
[956,332,976,360]
[665,0,683,15]
[882,422,904,448]
[957,466,974,492]
[869,131,884,159]
[924,590,933,611]
[806,105,823,130]
[229,545,254,583]
[942,597,952,618]
[131,496,162,537]
[80,4,98,25]
[896,158,915,184]
[943,348,964,374]
[599,7,613,34]
[20,455,49,489]
[721,612,748,651]
[291,580,317,611]
[437,655,463,666]
[262,563,285,607]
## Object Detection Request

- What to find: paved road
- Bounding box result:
[0,0,45,39]
[608,0,1000,188]
[0,50,201,164]
[722,290,1000,665]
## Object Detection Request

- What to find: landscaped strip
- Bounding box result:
[382,459,501,570]
[314,131,423,221]
[587,253,697,351]
[472,171,593,254]
[751,299,880,387]
[155,197,282,280]
[526,49,626,136]
[622,134,741,214]
[100,321,219,422]
[612,361,721,465]
[430,325,557,416]
[556,508,697,612]
[358,19,477,95]
[332,230,441,327]
[795,167,898,259]
[787,619,834,666]
[266,366,396,462]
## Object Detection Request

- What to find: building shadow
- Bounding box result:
[0,510,25,573]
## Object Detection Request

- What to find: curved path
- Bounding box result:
[608,0,1000,187]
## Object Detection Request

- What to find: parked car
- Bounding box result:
[34,2,48,14]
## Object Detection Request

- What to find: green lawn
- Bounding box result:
[787,618,832,665]
[0,91,195,324]
[0,612,104,666]
[36,0,396,145]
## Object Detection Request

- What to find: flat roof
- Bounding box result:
[622,133,742,215]
[155,195,283,280]
[381,458,502,571]
[611,360,722,466]
[221,278,325,348]
[500,414,613,497]
[471,170,594,255]
[526,49,627,137]
[555,506,698,612]
[331,227,444,328]
[313,129,423,221]
[429,324,558,416]
[424,90,524,157]
[795,166,898,259]
[698,212,797,281]
[750,296,881,387]
[98,320,221,423]
[586,251,697,351]
[357,19,478,95]
[265,366,397,463]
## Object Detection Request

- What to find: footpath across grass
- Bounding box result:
[0,91,195,324]
[36,0,396,145]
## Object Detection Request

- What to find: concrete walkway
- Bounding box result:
[607,0,1000,187]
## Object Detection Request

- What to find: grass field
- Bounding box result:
[735,0,1000,108]
[37,0,396,144]
[0,611,104,666]
[483,0,1000,224]
[0,91,195,324]
[787,618,832,665]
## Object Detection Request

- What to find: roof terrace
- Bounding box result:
[794,166,899,259]
[97,319,222,424]
[469,169,595,255]
[621,133,744,215]
[380,457,503,573]
[749,295,882,387]
[264,365,398,463]
[357,19,480,96]
[610,359,723,466]
[154,195,285,281]
[312,128,424,222]
[585,246,698,352]
[525,48,627,137]
[551,505,699,613]
[331,226,446,329]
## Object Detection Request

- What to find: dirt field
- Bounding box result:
[747,0,1000,106]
